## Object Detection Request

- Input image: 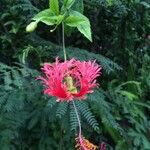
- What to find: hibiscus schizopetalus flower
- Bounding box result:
[38,58,101,102]
[75,136,106,150]
[75,136,97,150]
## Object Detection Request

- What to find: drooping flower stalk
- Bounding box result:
[38,22,102,150]
[62,22,84,149]
[62,23,83,149]
[72,101,82,137]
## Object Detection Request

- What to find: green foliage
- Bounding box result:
[65,15,86,27]
[63,0,75,9]
[68,10,92,41]
[75,101,99,132]
[49,0,60,15]
[27,0,92,41]
[33,9,57,25]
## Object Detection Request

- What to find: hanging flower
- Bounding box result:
[75,136,97,150]
[75,136,106,150]
[38,58,101,102]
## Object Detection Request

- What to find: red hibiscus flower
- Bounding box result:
[38,58,101,102]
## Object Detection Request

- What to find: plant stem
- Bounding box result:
[62,22,67,61]
[72,101,82,137]
[62,21,81,137]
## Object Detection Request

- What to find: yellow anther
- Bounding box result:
[65,76,77,94]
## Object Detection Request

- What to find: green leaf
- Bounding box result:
[32,9,64,26]
[63,0,75,9]
[77,22,92,42]
[42,15,64,26]
[33,9,53,21]
[39,17,55,25]
[65,15,86,27]
[49,0,59,15]
[69,10,92,42]
[33,9,55,25]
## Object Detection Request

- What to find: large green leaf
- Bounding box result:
[69,10,92,42]
[33,9,53,21]
[33,9,55,25]
[32,9,63,26]
[63,0,75,9]
[65,15,86,27]
[42,15,64,26]
[77,23,92,42]
[49,0,59,15]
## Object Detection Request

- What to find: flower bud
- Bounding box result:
[26,22,37,32]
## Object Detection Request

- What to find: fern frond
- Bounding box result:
[27,110,40,130]
[46,97,57,108]
[69,102,78,131]
[75,101,99,132]
[11,0,39,13]
[89,89,123,133]
[3,72,12,90]
[56,102,68,119]
[11,69,23,88]
[0,62,39,90]
[0,92,8,109]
